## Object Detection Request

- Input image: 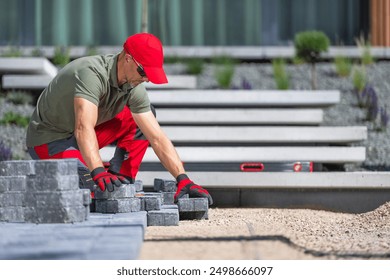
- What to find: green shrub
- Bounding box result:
[86,46,99,56]
[31,48,44,57]
[294,31,330,63]
[352,65,367,107]
[164,56,182,64]
[272,59,290,90]
[1,46,23,57]
[334,55,352,77]
[294,30,330,89]
[212,55,237,66]
[0,112,30,127]
[215,63,234,89]
[53,46,70,66]
[185,58,204,75]
[6,90,33,105]
[355,36,374,65]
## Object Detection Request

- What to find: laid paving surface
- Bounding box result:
[0,211,146,260]
[139,203,390,260]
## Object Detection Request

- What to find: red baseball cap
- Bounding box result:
[123,33,168,84]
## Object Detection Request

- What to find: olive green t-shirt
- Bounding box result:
[26,54,151,147]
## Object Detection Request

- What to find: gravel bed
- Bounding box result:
[1,61,390,170]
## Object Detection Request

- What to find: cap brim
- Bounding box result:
[143,66,168,84]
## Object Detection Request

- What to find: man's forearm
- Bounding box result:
[150,136,185,178]
[75,126,103,171]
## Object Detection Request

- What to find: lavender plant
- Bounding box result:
[0,140,12,161]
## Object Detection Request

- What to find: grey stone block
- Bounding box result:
[82,189,92,206]
[178,198,208,212]
[134,180,143,192]
[178,198,209,220]
[27,174,79,191]
[34,159,78,177]
[25,190,84,208]
[24,206,87,223]
[0,176,27,193]
[84,204,90,220]
[0,192,25,207]
[0,160,35,176]
[161,204,178,209]
[162,192,188,205]
[162,192,175,205]
[147,208,179,226]
[153,178,177,192]
[0,206,25,222]
[95,198,141,213]
[140,196,162,211]
[94,184,135,200]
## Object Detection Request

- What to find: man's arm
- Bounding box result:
[132,110,185,178]
[74,97,130,192]
[74,97,103,170]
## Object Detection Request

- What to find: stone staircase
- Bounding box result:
[106,87,390,213]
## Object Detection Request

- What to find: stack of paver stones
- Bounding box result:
[0,159,209,226]
[0,159,89,223]
[92,177,209,226]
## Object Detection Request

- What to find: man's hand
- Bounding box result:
[174,174,213,205]
[91,167,130,192]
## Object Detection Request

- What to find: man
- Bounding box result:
[26,33,213,205]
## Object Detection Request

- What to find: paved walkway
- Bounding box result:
[0,211,146,260]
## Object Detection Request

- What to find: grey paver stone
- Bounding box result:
[147,208,179,226]
[153,178,177,192]
[24,206,87,223]
[0,206,25,222]
[0,160,35,176]
[140,196,162,211]
[95,198,141,213]
[82,189,92,206]
[134,180,143,192]
[0,176,27,193]
[27,174,79,191]
[25,190,84,208]
[0,192,25,207]
[34,159,78,177]
[94,184,135,199]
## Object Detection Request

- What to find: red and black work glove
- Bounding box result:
[91,167,130,192]
[174,174,213,205]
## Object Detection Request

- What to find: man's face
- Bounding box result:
[125,54,149,87]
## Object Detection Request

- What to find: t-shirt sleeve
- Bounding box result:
[73,68,105,106]
[127,83,151,113]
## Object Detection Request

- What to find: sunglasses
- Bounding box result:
[131,56,147,78]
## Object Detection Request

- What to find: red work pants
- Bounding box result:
[28,106,149,183]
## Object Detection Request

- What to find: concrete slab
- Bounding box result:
[135,171,390,189]
[108,145,364,165]
[155,108,323,125]
[145,75,196,89]
[102,146,366,163]
[0,211,147,259]
[0,57,57,77]
[155,126,367,144]
[148,90,340,107]
[2,74,53,90]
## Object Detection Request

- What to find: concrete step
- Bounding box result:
[145,75,196,89]
[136,171,388,189]
[135,171,390,213]
[2,74,196,91]
[2,74,53,90]
[148,90,340,108]
[100,146,366,163]
[154,126,367,144]
[155,108,323,125]
[0,57,57,77]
